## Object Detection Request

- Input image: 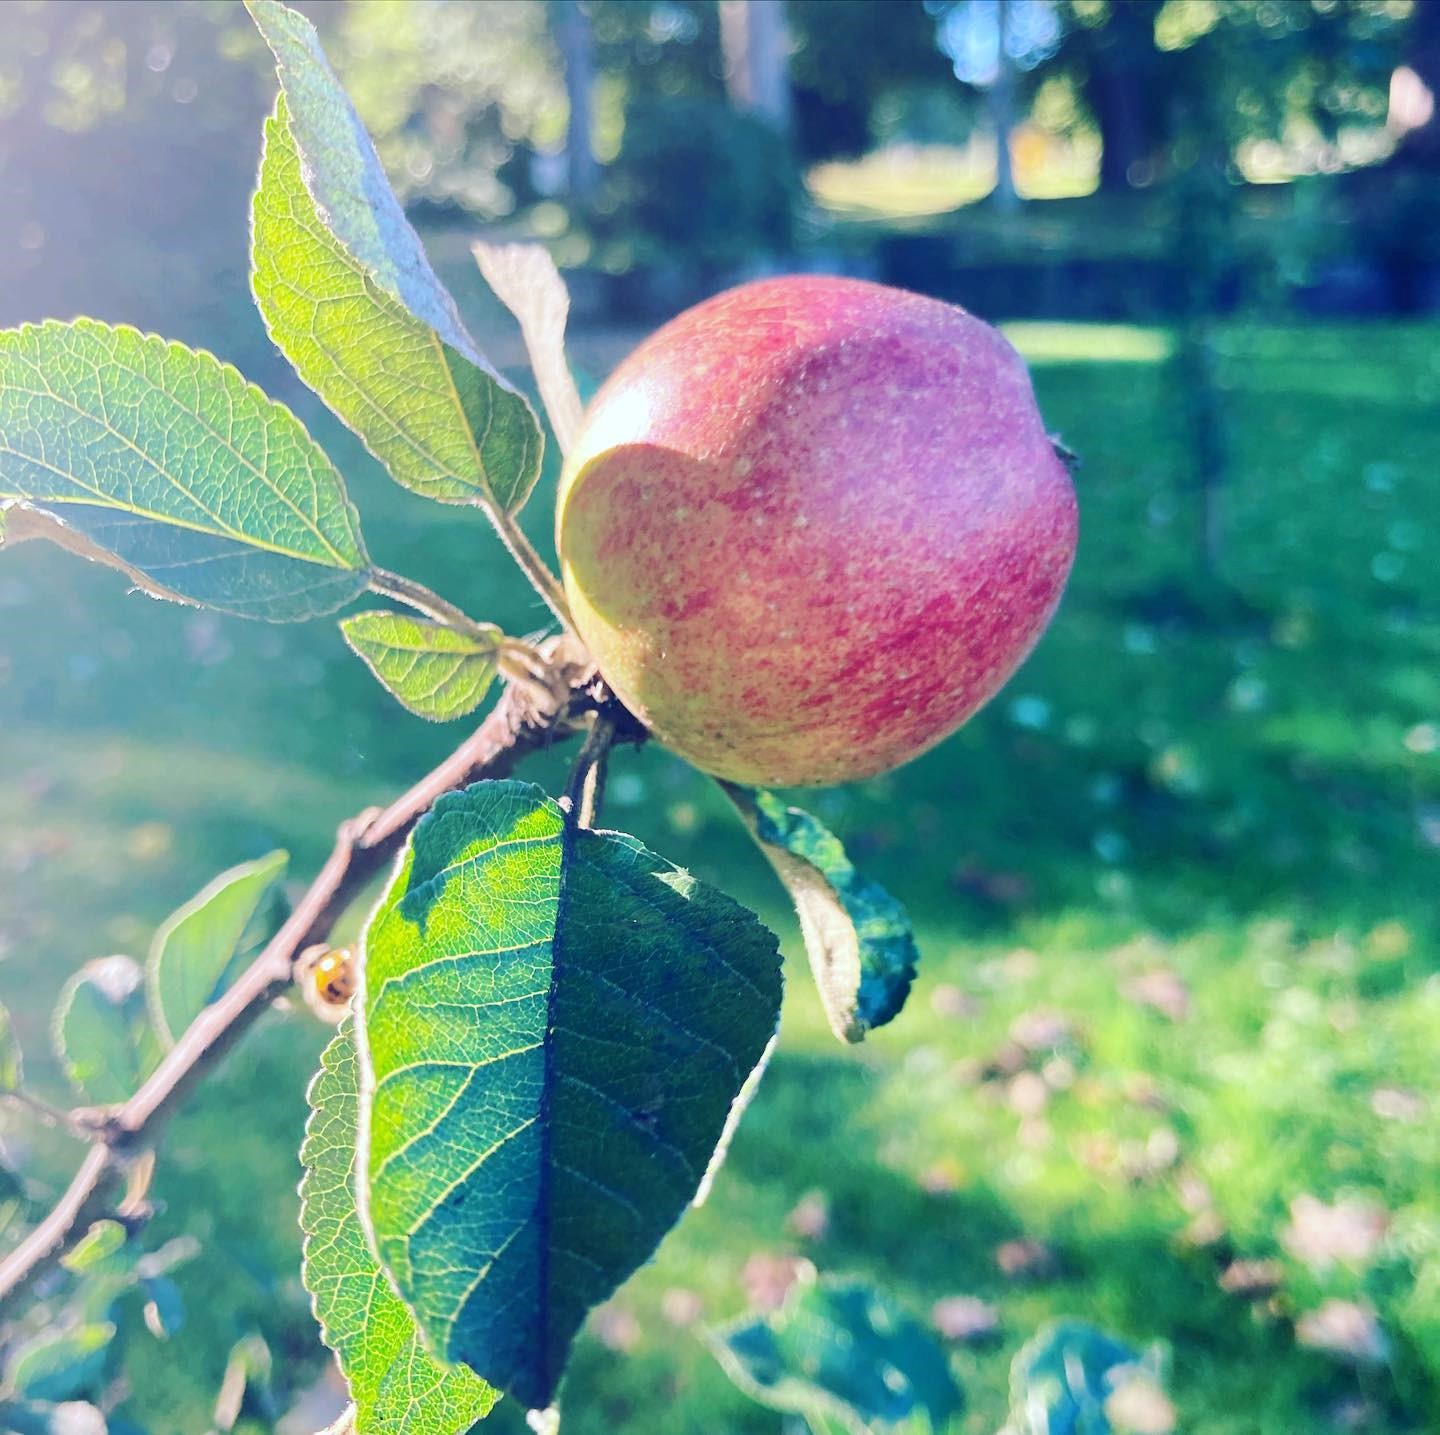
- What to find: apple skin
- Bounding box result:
[556,275,1078,787]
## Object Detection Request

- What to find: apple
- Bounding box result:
[556,275,1078,787]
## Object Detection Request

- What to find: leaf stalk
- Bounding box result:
[367,568,504,645]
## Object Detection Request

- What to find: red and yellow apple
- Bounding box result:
[556,275,1077,787]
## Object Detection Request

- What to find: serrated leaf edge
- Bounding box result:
[0,317,370,572]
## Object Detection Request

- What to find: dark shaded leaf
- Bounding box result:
[360,781,783,1410]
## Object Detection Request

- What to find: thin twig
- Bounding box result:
[482,502,575,632]
[563,712,617,830]
[0,675,594,1311]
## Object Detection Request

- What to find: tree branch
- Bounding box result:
[0,668,599,1310]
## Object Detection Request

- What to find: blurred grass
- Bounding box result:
[1,314,1438,1432]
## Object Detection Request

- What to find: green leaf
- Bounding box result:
[340,611,501,722]
[473,243,583,456]
[146,850,289,1048]
[248,7,542,512]
[0,1000,21,1089]
[709,1272,963,1434]
[213,1334,274,1432]
[4,1322,116,1402]
[0,320,370,621]
[53,956,160,1105]
[359,780,783,1411]
[301,1024,498,1435]
[61,1221,129,1276]
[1006,1322,1146,1435]
[728,788,919,1043]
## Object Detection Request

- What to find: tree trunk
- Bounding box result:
[1092,63,1148,189]
[555,0,599,202]
[719,0,793,136]
[1084,0,1160,191]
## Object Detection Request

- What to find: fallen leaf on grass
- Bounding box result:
[1282,1195,1388,1271]
[931,1296,1000,1343]
[995,1238,1059,1281]
[1218,1259,1284,1299]
[1295,1299,1388,1365]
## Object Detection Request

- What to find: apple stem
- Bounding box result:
[1050,436,1081,473]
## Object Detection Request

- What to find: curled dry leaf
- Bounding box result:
[472,242,584,457]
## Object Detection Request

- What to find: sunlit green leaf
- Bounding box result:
[0,1000,20,1089]
[0,319,370,621]
[340,611,500,722]
[360,780,783,1411]
[709,1271,963,1433]
[248,4,542,512]
[301,1024,497,1435]
[146,850,289,1048]
[53,955,160,1105]
[727,787,919,1043]
[61,1220,129,1276]
[4,1322,116,1402]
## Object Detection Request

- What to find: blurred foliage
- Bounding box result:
[314,0,567,219]
[594,94,797,270]
[2,0,1436,296]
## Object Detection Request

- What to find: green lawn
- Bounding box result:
[1,317,1437,1433]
